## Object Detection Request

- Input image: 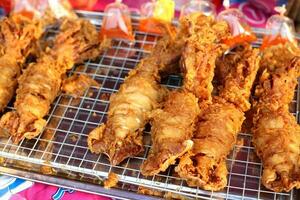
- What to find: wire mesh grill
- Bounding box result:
[0,11,299,200]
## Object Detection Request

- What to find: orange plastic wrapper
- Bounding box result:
[68,0,97,11]
[138,0,175,35]
[100,0,134,41]
[217,0,256,47]
[261,6,297,50]
[12,0,77,20]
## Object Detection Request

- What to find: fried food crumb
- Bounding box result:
[100,93,110,101]
[62,74,100,98]
[69,134,78,142]
[103,172,119,189]
[137,186,163,197]
[41,165,56,175]
[0,157,5,164]
[88,92,94,97]
[164,192,187,200]
[137,186,186,199]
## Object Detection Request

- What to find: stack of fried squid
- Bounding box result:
[88,23,185,166]
[0,14,43,112]
[176,44,260,190]
[140,14,231,176]
[87,12,300,192]
[0,17,105,143]
[0,8,299,194]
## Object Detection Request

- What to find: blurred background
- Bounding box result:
[0,0,299,31]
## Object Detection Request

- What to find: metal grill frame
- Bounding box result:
[0,10,299,200]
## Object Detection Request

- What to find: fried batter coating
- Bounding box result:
[62,74,100,98]
[181,14,230,103]
[87,18,190,165]
[139,14,229,176]
[140,91,199,176]
[140,14,230,176]
[177,98,244,190]
[87,40,179,165]
[88,65,167,165]
[252,57,300,192]
[103,172,119,189]
[218,45,261,111]
[260,42,300,73]
[176,45,260,191]
[0,19,103,143]
[0,14,43,111]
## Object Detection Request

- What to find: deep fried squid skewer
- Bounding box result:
[252,57,300,192]
[88,34,184,165]
[260,42,300,73]
[0,14,43,111]
[140,14,230,176]
[0,19,102,143]
[86,12,203,166]
[140,91,199,176]
[176,45,260,191]
[181,14,230,102]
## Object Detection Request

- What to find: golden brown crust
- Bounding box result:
[0,14,43,112]
[140,14,230,176]
[87,25,188,165]
[260,42,300,73]
[218,45,260,112]
[88,69,167,165]
[181,14,230,103]
[103,172,119,189]
[177,46,260,191]
[62,74,100,98]
[176,99,244,190]
[0,19,102,143]
[252,57,300,192]
[140,90,199,176]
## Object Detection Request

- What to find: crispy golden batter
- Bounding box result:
[260,42,300,73]
[140,14,230,177]
[0,14,43,111]
[62,74,100,98]
[252,57,300,192]
[87,18,190,165]
[103,172,119,189]
[176,45,260,191]
[87,41,178,165]
[219,45,261,111]
[140,91,199,176]
[0,19,103,143]
[137,186,164,197]
[88,66,167,165]
[139,14,231,176]
[177,98,244,190]
[181,14,230,103]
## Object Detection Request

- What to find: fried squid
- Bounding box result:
[252,52,300,192]
[176,45,260,191]
[140,90,199,176]
[181,14,230,103]
[0,14,43,111]
[140,13,231,176]
[88,34,184,165]
[0,18,102,143]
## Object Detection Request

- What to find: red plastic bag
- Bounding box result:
[0,0,12,14]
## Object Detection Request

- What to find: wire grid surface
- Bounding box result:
[0,11,299,200]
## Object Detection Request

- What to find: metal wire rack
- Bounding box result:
[0,10,299,200]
